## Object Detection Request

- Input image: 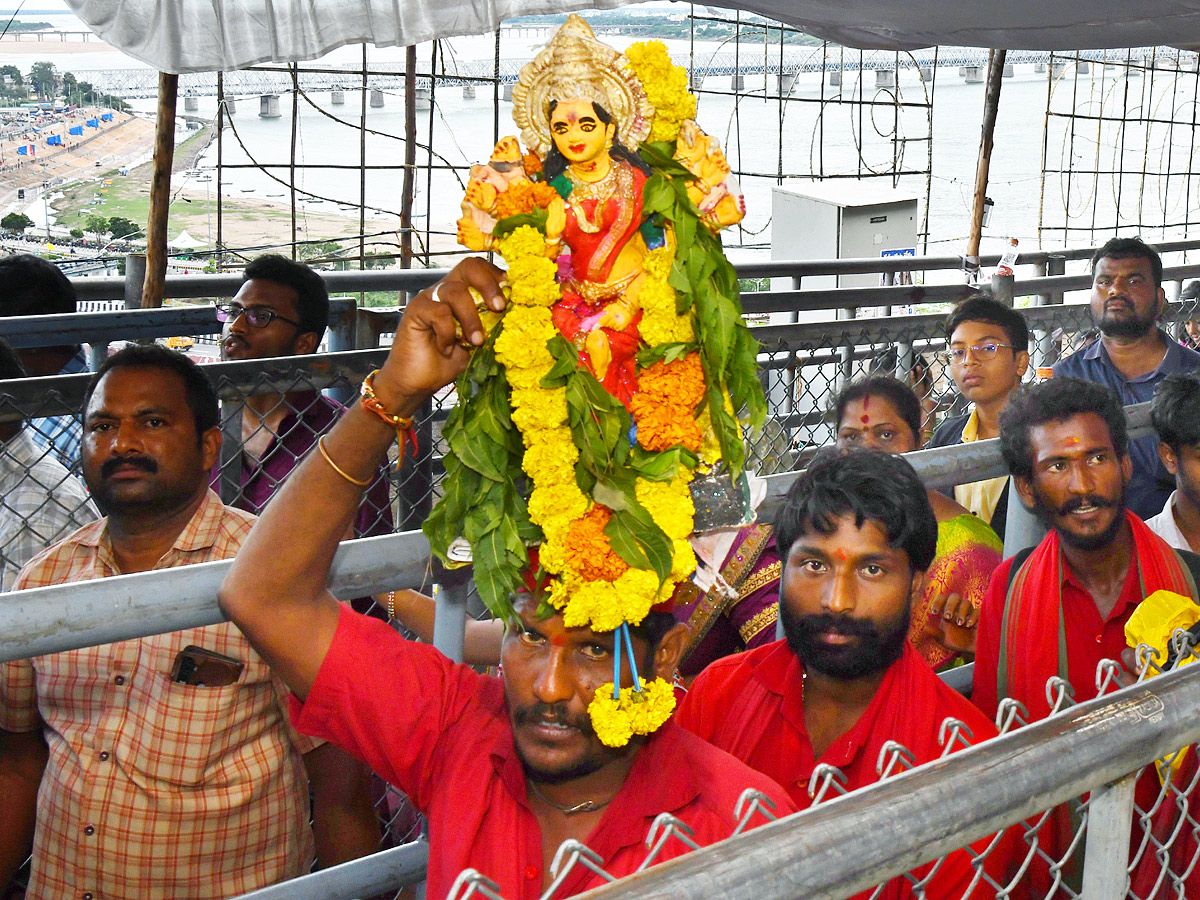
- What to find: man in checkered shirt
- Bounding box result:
[0,345,379,900]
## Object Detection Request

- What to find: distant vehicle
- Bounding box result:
[165,336,194,350]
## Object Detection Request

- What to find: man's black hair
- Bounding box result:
[943,294,1030,349]
[999,377,1128,480]
[1090,236,1163,287]
[542,99,653,180]
[242,254,330,338]
[84,344,219,442]
[1151,372,1200,452]
[775,447,938,573]
[832,375,922,446]
[0,338,28,381]
[0,254,76,317]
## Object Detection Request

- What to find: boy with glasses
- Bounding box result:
[928,295,1030,540]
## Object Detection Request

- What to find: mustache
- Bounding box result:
[99,455,157,478]
[1054,494,1118,516]
[793,612,880,641]
[512,701,593,735]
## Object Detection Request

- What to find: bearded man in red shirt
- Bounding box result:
[676,447,1020,900]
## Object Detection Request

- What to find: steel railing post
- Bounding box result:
[1080,773,1137,900]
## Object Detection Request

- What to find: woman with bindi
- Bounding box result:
[832,375,1003,669]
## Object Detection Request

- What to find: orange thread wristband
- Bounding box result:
[360,369,418,463]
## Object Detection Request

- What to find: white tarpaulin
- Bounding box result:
[65,0,1200,74]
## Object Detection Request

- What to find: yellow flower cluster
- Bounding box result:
[587,676,677,748]
[493,226,586,582]
[625,41,697,143]
[636,468,698,583]
[638,246,694,346]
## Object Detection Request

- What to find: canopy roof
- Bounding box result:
[67,0,1200,74]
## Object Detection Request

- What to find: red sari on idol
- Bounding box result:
[551,161,649,407]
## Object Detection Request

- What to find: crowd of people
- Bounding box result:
[0,231,1196,900]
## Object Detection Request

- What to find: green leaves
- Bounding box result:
[423,323,535,621]
[492,208,549,241]
[637,140,769,477]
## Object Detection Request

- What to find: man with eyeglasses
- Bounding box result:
[1052,237,1200,518]
[928,295,1029,540]
[214,254,393,541]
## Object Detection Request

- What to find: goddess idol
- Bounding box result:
[434,17,761,747]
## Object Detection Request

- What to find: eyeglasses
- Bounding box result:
[215,301,301,330]
[943,343,1016,365]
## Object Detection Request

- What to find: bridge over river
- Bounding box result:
[71,46,1158,101]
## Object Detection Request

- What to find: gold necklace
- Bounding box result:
[566,162,626,234]
[527,779,615,815]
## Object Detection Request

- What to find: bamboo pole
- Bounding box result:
[142,72,178,308]
[966,49,1007,276]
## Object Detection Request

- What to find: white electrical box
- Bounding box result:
[771,180,919,290]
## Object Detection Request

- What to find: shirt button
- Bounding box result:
[114,675,126,685]
[83,824,95,836]
[525,866,538,881]
[98,751,110,761]
[1096,635,1103,644]
[83,893,93,900]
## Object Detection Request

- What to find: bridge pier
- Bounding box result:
[463,84,475,100]
[690,72,704,91]
[331,90,344,106]
[1003,63,1014,77]
[1077,61,1090,74]
[919,65,933,83]
[731,74,744,91]
[829,69,842,88]
[1051,61,1066,78]
[1035,62,1047,74]
[414,86,431,111]
[875,68,895,89]
[259,94,281,118]
[777,72,797,96]
[223,96,235,115]
[370,88,385,108]
[183,96,199,112]
[962,65,984,84]
[503,83,514,102]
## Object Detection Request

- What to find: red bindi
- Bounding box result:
[550,634,568,647]
[860,393,871,424]
[836,548,847,561]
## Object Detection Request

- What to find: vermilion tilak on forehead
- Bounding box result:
[836,548,847,561]
[861,392,871,424]
[550,634,569,647]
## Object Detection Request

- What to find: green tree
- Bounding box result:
[0,65,22,85]
[69,227,83,239]
[1,212,33,233]
[107,216,140,239]
[27,61,57,99]
[84,213,110,237]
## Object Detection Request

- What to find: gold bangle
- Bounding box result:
[317,435,372,487]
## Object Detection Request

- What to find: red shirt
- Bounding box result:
[676,641,1013,900]
[973,551,1142,719]
[291,607,795,900]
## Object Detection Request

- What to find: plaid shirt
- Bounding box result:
[0,490,320,900]
[0,427,97,591]
[27,347,88,474]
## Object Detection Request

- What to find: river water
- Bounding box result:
[5,6,1196,265]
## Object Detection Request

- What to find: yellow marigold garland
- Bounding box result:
[588,676,677,748]
[637,246,693,346]
[624,41,697,144]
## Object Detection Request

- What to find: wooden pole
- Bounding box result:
[142,72,178,308]
[400,45,416,269]
[966,49,1007,276]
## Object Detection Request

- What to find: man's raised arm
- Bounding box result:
[219,259,507,697]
